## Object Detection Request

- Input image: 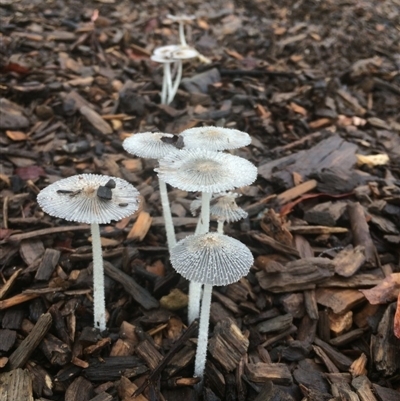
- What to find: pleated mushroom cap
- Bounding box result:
[37,174,140,224]
[191,192,248,223]
[180,126,251,151]
[156,149,257,193]
[170,232,253,286]
[123,132,180,159]
[171,47,199,60]
[151,45,181,63]
[166,14,195,23]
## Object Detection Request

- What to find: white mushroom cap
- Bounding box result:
[151,45,181,63]
[180,126,251,151]
[191,192,248,223]
[170,232,253,286]
[37,174,140,224]
[166,14,196,23]
[123,132,180,159]
[156,149,257,193]
[151,45,199,63]
[171,47,199,60]
[153,45,181,57]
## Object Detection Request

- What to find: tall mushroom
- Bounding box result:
[156,149,257,323]
[37,174,140,331]
[123,132,180,251]
[170,232,253,382]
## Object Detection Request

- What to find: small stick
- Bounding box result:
[133,319,199,397]
[1,225,89,244]
[8,313,53,369]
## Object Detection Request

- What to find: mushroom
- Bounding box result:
[37,174,140,331]
[123,132,180,250]
[151,45,199,104]
[170,232,254,381]
[156,149,257,323]
[151,45,180,105]
[191,191,248,233]
[166,14,196,47]
[167,46,199,104]
[180,126,252,151]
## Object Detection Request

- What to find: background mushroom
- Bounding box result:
[151,45,179,104]
[170,232,254,382]
[166,14,196,47]
[37,174,140,331]
[151,44,199,104]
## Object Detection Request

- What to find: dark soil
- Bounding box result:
[1,0,400,400]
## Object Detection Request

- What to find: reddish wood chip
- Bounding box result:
[395,294,400,339]
[360,273,400,305]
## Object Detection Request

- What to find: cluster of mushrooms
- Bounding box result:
[37,127,257,382]
[151,14,205,105]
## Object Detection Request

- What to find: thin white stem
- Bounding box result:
[161,63,168,104]
[91,223,106,331]
[199,191,212,234]
[194,283,213,380]
[194,214,202,235]
[217,220,224,234]
[168,60,183,104]
[178,21,187,46]
[165,62,173,101]
[188,281,202,324]
[159,177,176,250]
[189,191,212,323]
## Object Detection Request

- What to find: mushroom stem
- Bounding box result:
[161,63,169,105]
[91,222,106,331]
[217,220,224,234]
[178,21,187,46]
[189,191,212,322]
[194,283,213,381]
[168,60,183,104]
[159,177,176,250]
[199,191,212,234]
[188,281,202,324]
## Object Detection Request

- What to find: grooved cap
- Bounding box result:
[37,174,140,224]
[123,132,180,159]
[180,126,251,150]
[191,192,248,223]
[170,232,253,286]
[156,149,257,193]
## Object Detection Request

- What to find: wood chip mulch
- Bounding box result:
[0,0,400,400]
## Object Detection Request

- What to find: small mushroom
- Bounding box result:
[170,232,253,382]
[151,44,199,104]
[191,191,248,233]
[37,174,140,331]
[166,14,196,47]
[151,45,180,104]
[167,46,199,104]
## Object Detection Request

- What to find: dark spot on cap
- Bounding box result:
[160,135,184,149]
[97,186,113,200]
[105,179,116,189]
[57,189,74,194]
